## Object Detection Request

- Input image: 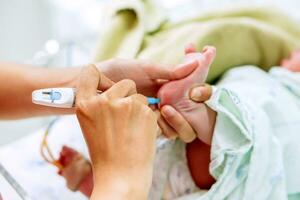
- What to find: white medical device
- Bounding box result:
[32,87,161,108]
[32,88,76,108]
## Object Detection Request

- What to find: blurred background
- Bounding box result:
[0,0,300,145]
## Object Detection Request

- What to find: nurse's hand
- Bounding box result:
[96,58,198,96]
[75,65,158,200]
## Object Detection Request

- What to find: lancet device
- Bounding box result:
[32,88,160,108]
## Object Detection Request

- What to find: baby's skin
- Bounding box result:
[58,146,93,196]
[158,45,216,144]
[157,45,217,189]
[281,50,300,72]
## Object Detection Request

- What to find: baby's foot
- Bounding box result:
[158,46,216,143]
[281,50,300,72]
[58,146,93,196]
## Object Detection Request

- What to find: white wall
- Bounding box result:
[0,0,103,145]
[0,0,54,62]
[0,0,55,145]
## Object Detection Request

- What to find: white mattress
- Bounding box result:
[0,116,88,200]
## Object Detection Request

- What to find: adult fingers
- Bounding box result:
[142,61,175,80]
[90,64,115,91]
[127,94,148,106]
[142,59,198,81]
[100,79,137,100]
[157,112,178,139]
[76,65,101,102]
[161,105,196,143]
[171,60,198,80]
[142,43,200,81]
[189,84,212,102]
[99,72,115,91]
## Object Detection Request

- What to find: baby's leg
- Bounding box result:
[158,46,217,189]
[186,139,215,189]
[158,46,216,144]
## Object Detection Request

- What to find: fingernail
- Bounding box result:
[190,87,202,101]
[162,106,175,117]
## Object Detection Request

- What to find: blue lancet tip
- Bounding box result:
[147,97,161,105]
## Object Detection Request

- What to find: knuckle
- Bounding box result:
[134,93,144,99]
[84,64,98,74]
[125,98,134,108]
[122,79,136,90]
[132,94,147,105]
[107,100,117,109]
[113,98,133,112]
[97,96,109,107]
[75,100,89,116]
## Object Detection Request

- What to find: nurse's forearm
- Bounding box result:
[0,62,82,119]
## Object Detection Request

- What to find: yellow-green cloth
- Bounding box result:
[94,1,300,83]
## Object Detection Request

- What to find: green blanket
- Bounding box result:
[94,0,300,83]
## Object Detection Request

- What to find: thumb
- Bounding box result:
[90,64,115,91]
[189,84,212,102]
[99,72,115,91]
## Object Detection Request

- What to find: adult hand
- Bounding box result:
[75,65,158,200]
[95,58,199,96]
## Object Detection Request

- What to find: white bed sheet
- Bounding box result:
[0,116,88,200]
